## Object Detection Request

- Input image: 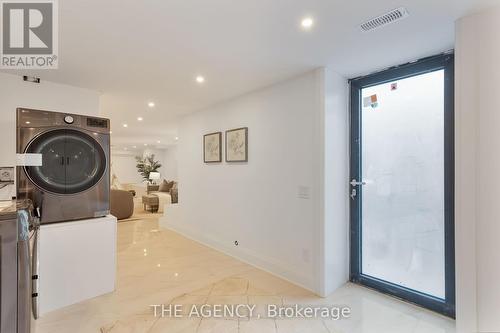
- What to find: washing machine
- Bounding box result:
[16,108,110,224]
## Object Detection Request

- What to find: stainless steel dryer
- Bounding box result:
[17,108,110,224]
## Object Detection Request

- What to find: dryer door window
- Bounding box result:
[25,129,106,194]
[64,131,106,194]
[25,130,67,194]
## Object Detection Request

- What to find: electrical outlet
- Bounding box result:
[298,186,310,199]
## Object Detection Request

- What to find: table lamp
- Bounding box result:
[149,172,161,184]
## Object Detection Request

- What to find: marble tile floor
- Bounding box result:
[35,218,455,333]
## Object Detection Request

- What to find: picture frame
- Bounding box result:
[203,132,222,163]
[0,167,15,201]
[0,167,14,182]
[225,127,248,162]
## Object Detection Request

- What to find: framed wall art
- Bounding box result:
[0,167,15,201]
[225,127,248,162]
[203,132,222,163]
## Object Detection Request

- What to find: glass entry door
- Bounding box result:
[349,54,455,317]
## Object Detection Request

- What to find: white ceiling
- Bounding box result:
[2,0,496,148]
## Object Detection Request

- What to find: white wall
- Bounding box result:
[110,151,143,184]
[143,147,178,181]
[163,146,179,180]
[321,68,349,296]
[0,73,100,167]
[168,69,348,294]
[111,146,178,184]
[455,7,500,333]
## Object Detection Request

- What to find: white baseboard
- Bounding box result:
[162,221,318,295]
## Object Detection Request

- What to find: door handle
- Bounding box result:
[350,179,366,187]
[31,227,40,319]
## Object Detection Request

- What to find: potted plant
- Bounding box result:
[135,154,162,184]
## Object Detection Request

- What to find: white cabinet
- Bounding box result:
[38,215,117,315]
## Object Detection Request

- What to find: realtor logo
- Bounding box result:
[1,0,58,69]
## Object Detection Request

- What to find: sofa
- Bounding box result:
[147,179,178,213]
[109,173,135,220]
[110,189,134,220]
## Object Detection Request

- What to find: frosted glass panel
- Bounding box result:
[361,70,445,299]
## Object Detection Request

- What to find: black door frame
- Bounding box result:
[349,53,455,318]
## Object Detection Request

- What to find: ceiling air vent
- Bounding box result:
[360,7,409,32]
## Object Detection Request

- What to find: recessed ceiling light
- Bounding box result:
[137,117,143,121]
[132,145,137,149]
[157,140,161,144]
[123,124,128,128]
[175,136,179,141]
[148,102,155,108]
[25,121,31,124]
[144,143,148,146]
[301,17,314,29]
[196,76,205,83]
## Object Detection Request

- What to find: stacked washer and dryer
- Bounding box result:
[17,108,110,224]
[12,108,110,333]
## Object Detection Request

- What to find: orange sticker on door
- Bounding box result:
[363,94,378,109]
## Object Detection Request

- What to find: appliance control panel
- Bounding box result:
[87,117,108,129]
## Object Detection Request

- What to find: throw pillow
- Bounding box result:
[158,180,168,192]
[159,180,174,192]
